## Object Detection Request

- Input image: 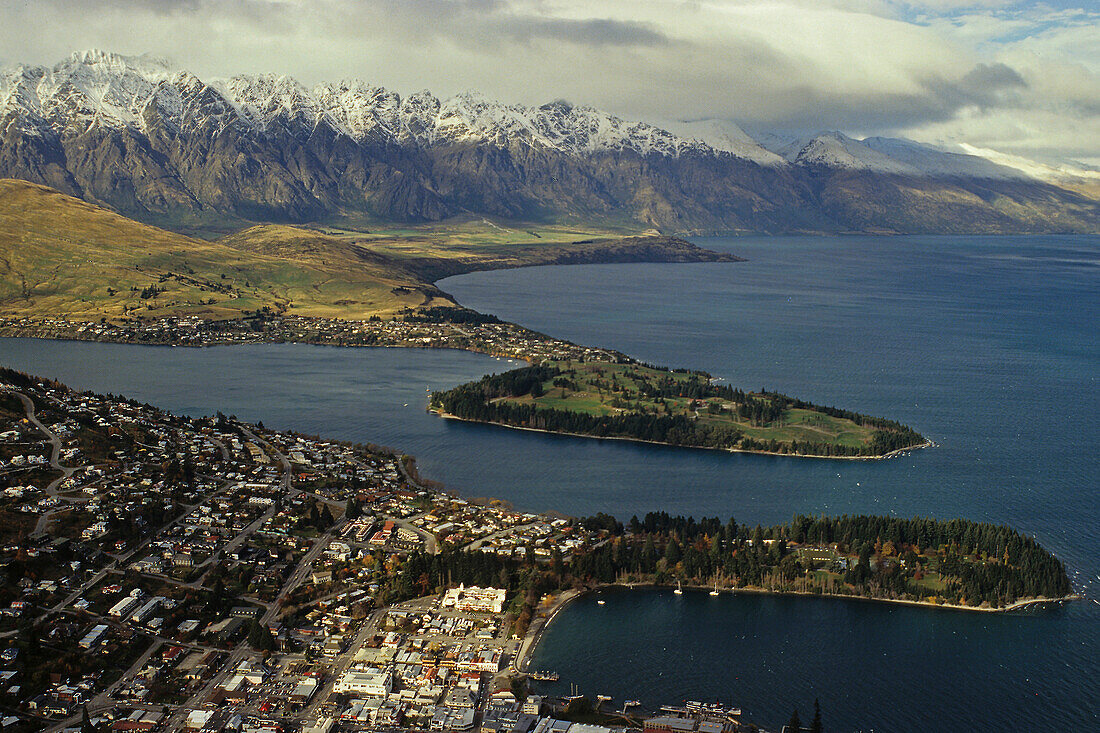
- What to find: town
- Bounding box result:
[0,368,752,733]
[0,312,626,366]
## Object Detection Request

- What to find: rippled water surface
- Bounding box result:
[0,234,1095,730]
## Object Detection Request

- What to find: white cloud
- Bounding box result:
[0,0,1095,163]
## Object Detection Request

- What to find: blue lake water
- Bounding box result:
[0,234,1096,730]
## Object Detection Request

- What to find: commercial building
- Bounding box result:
[441,585,507,614]
[333,668,393,697]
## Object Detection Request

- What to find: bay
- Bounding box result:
[443,234,1099,732]
[0,233,1096,730]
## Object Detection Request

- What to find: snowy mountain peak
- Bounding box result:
[0,52,792,164]
[53,50,179,98]
[661,118,786,167]
[1,51,1092,236]
[860,137,1026,180]
[220,74,320,131]
[0,49,183,133]
[793,132,924,175]
[0,51,1063,182]
[62,49,175,77]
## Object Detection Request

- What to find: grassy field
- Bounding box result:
[0,179,724,323]
[517,361,881,448]
[736,409,870,449]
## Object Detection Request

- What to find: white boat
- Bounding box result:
[597,599,606,605]
[673,580,683,595]
[709,579,719,596]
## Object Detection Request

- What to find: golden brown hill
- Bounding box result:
[0,180,448,321]
[0,179,739,324]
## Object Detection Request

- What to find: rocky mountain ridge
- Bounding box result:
[1,50,1096,234]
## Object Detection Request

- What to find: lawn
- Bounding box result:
[489,360,884,453]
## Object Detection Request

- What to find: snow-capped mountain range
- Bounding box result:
[0,50,789,163]
[0,50,1095,234]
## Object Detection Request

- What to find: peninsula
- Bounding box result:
[0,178,928,460]
[550,512,1075,611]
[430,361,928,458]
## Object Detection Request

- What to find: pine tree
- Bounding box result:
[665,537,682,565]
[810,699,822,733]
[248,620,275,652]
[786,709,802,733]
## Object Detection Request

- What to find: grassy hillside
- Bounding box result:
[0,179,733,323]
[432,361,927,458]
[298,220,741,282]
[1,179,271,320]
[0,180,452,320]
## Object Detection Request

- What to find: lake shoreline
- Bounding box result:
[516,584,1084,670]
[432,408,932,461]
[0,321,933,461]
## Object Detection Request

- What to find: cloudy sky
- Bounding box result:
[1,0,1097,165]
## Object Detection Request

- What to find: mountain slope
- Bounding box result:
[0,178,448,320]
[0,178,736,321]
[1,50,1096,235]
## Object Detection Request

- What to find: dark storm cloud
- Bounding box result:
[749,62,1029,135]
[961,62,1027,91]
[339,0,671,48]
[101,0,673,49]
[927,62,1028,110]
[489,16,670,46]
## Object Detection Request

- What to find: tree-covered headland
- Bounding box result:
[387,513,1072,625]
[431,361,927,458]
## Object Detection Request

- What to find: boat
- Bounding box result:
[674,580,683,595]
[683,701,742,718]
[624,700,640,708]
[597,599,606,605]
[709,579,719,596]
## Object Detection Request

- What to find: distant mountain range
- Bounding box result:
[1,50,1097,235]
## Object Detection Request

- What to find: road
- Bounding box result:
[44,637,165,733]
[6,389,82,537]
[299,607,386,720]
[462,522,539,552]
[384,512,440,555]
[13,411,403,730]
[162,427,348,731]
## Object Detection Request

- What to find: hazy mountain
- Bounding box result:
[1,50,1096,235]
